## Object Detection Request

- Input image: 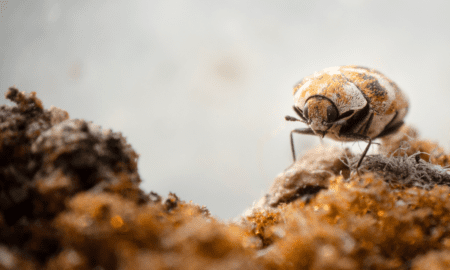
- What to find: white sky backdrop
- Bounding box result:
[1,0,450,220]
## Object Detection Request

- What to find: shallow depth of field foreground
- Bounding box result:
[1,88,450,269]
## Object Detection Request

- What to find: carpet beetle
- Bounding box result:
[285,65,409,168]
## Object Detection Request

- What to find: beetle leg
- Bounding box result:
[290,128,316,162]
[338,133,372,169]
[376,120,404,138]
[375,111,404,138]
[361,112,374,136]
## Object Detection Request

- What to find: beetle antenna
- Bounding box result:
[285,115,305,123]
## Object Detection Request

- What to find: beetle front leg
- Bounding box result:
[290,128,316,162]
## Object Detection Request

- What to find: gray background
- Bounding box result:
[1,0,449,220]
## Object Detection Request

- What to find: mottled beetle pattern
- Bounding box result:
[285,65,409,168]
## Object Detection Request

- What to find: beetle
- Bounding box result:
[285,65,409,168]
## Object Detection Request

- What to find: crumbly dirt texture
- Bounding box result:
[1,87,450,269]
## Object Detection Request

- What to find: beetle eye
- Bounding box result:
[326,105,338,122]
[303,105,309,119]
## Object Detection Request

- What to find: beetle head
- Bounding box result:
[304,97,337,137]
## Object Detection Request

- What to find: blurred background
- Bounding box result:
[1,0,449,220]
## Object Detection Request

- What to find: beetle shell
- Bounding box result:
[293,65,408,141]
